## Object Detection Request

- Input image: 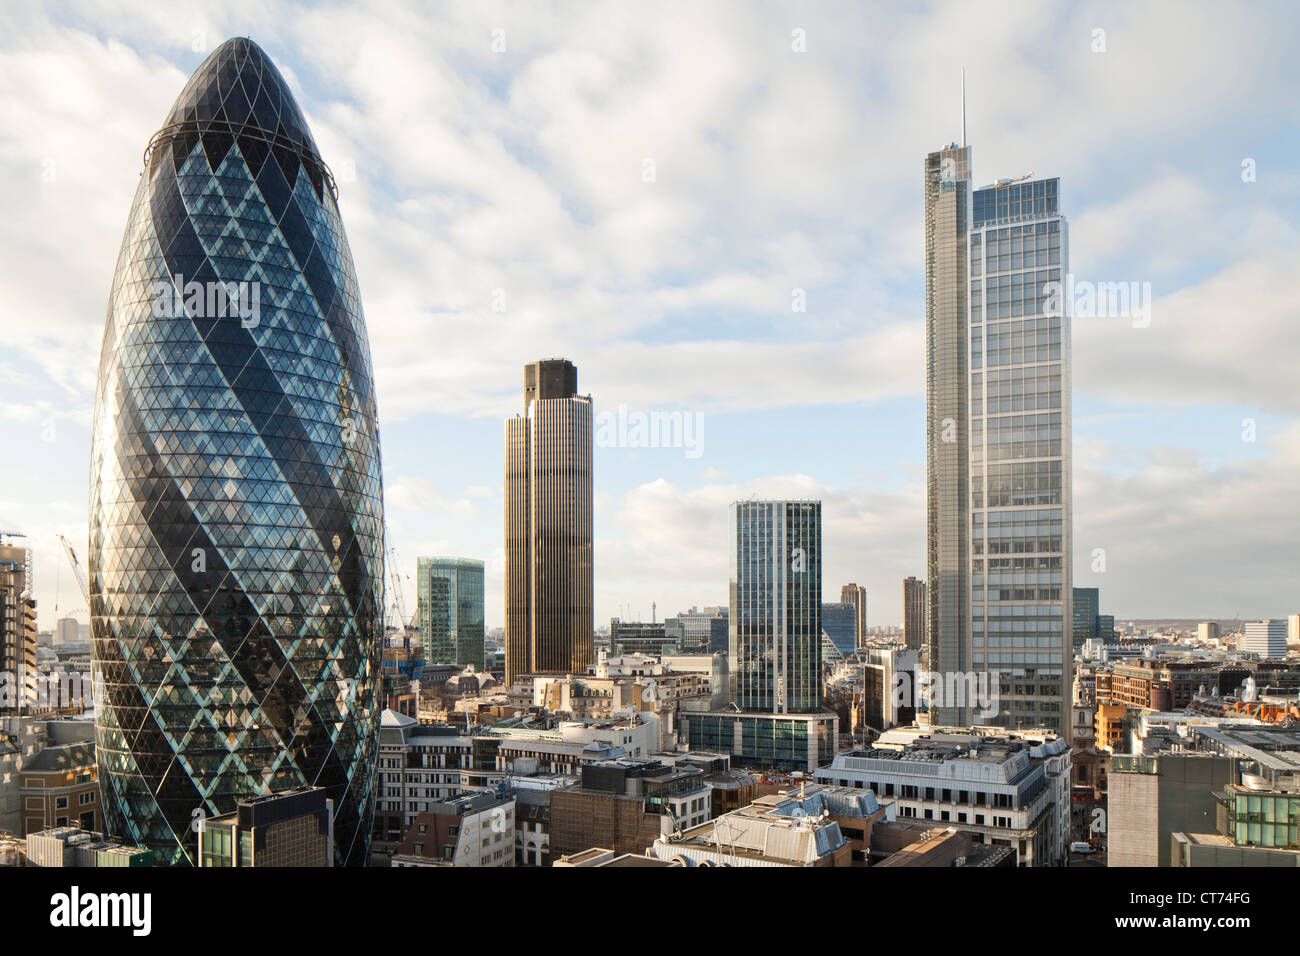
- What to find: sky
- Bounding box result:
[0,0,1297,631]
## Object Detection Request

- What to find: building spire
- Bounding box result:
[961,67,967,147]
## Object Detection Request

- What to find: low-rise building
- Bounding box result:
[26,826,152,867]
[198,787,332,867]
[1112,724,1300,867]
[815,727,1071,866]
[18,741,97,835]
[550,758,712,859]
[490,712,661,774]
[678,710,838,773]
[650,788,855,867]
[375,712,480,852]
[392,791,515,867]
[0,716,94,834]
[553,847,682,867]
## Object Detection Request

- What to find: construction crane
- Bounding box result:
[57,534,91,607]
[384,524,409,647]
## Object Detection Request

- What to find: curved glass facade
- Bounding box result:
[89,38,383,866]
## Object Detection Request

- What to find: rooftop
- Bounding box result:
[21,742,94,774]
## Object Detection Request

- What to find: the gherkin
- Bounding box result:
[89,37,383,866]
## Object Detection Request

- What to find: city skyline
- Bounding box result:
[3,0,1300,900]
[3,2,1298,636]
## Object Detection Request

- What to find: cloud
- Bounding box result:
[1074,249,1300,414]
[2,0,1297,628]
[1072,424,1300,618]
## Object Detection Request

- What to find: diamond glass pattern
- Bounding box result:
[89,38,383,866]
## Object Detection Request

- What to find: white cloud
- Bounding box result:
[2,1,1297,627]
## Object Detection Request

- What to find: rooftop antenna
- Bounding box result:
[961,67,967,148]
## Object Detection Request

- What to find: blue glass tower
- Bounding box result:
[89,38,384,866]
[729,500,822,713]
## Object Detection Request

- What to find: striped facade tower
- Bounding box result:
[504,360,593,686]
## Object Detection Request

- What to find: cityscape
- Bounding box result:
[0,0,1295,933]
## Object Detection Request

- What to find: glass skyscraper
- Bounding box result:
[926,142,1073,735]
[729,500,822,713]
[89,38,384,865]
[820,602,858,657]
[1072,586,1100,650]
[416,557,485,668]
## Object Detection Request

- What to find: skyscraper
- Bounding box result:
[89,38,384,865]
[416,557,485,668]
[925,144,973,728]
[903,576,928,652]
[729,500,822,713]
[839,583,867,647]
[504,359,593,686]
[1073,587,1100,650]
[925,141,1072,734]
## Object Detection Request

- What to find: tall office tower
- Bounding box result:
[89,39,384,865]
[903,576,928,652]
[729,500,822,713]
[840,583,867,647]
[925,144,973,727]
[1073,587,1100,650]
[504,359,594,686]
[416,557,485,668]
[0,537,38,713]
[1197,621,1221,643]
[1242,620,1287,659]
[926,141,1073,735]
[1288,614,1300,647]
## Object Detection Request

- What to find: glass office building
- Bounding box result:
[664,606,728,655]
[1072,586,1100,650]
[968,174,1072,733]
[820,602,858,657]
[89,38,384,866]
[416,557,485,668]
[926,143,1073,736]
[729,500,822,714]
